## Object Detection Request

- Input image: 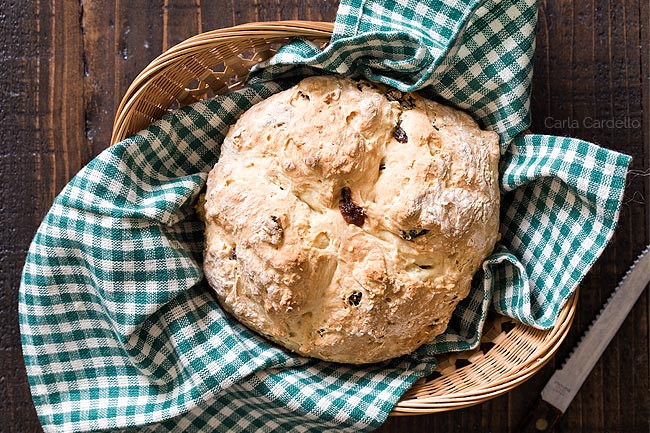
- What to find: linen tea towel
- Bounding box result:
[19,0,630,432]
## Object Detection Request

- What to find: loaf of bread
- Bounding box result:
[202,75,500,364]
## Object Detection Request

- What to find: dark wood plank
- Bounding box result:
[0,1,86,431]
[0,251,42,433]
[199,0,339,30]
[163,0,203,49]
[0,1,647,432]
[82,0,167,156]
[530,1,649,432]
[44,0,87,195]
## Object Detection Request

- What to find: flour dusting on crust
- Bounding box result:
[203,75,500,364]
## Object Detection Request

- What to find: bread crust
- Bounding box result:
[203,75,500,364]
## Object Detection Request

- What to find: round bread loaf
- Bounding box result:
[202,75,500,364]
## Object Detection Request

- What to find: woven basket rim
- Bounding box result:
[111,21,334,144]
[392,292,576,413]
[109,20,577,416]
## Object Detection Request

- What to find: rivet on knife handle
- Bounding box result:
[520,399,562,433]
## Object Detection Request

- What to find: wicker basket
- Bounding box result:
[110,20,577,415]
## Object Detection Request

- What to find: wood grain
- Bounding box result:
[530,1,649,433]
[0,1,647,432]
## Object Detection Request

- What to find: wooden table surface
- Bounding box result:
[1,1,648,432]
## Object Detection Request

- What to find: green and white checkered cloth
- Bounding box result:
[20,1,630,432]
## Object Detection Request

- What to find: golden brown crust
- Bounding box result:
[203,75,500,364]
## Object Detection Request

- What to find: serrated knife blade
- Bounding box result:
[520,246,650,433]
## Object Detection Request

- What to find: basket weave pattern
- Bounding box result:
[110,21,577,415]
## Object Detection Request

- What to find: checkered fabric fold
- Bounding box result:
[20,1,630,432]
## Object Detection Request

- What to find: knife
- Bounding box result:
[520,246,650,433]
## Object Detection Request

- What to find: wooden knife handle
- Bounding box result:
[519,399,563,433]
